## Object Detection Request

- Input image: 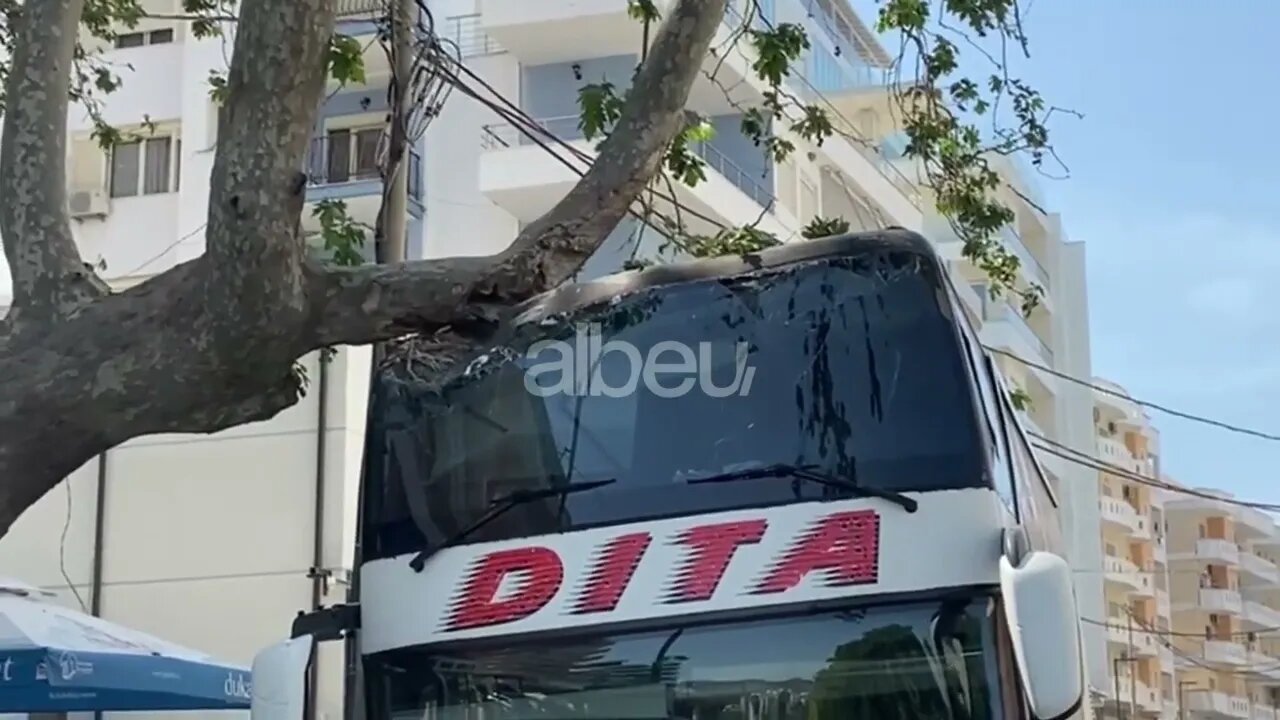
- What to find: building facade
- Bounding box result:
[1090,380,1177,719]
[0,1,1096,720]
[1166,485,1280,719]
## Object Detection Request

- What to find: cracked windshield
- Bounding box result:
[367,253,984,557]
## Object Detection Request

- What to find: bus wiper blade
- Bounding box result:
[408,478,617,572]
[684,463,917,513]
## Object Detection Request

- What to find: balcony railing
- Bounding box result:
[480,116,775,209]
[691,141,775,207]
[441,14,505,58]
[1000,224,1049,289]
[1097,437,1142,474]
[977,293,1053,361]
[1100,496,1141,532]
[335,0,379,17]
[721,2,921,210]
[1246,600,1280,628]
[1242,551,1280,582]
[1200,588,1243,614]
[304,136,423,202]
[1197,537,1241,564]
[1103,555,1141,589]
[1187,690,1250,718]
[1203,639,1249,665]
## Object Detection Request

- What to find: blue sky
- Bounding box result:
[1010,0,1280,500]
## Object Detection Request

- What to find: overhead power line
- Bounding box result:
[989,347,1280,444]
[1029,432,1280,512]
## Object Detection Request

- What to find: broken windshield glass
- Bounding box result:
[362,251,986,560]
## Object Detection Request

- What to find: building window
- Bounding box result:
[324,126,382,183]
[114,28,175,49]
[110,136,178,197]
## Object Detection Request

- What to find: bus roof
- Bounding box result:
[514,228,943,324]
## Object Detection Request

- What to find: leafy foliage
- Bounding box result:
[802,216,850,239]
[580,0,1063,316]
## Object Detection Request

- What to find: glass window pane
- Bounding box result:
[148,28,174,44]
[326,129,351,183]
[109,141,140,198]
[143,136,172,194]
[114,33,145,48]
[354,128,381,178]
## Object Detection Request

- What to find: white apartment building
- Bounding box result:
[1165,485,1280,720]
[0,1,1096,719]
[1090,380,1177,719]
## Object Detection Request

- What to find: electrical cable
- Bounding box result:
[1029,432,1280,512]
[988,346,1280,444]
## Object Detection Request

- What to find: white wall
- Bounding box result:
[0,348,371,720]
[1053,238,1108,696]
[423,50,521,259]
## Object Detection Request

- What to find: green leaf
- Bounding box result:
[327,33,366,87]
[801,216,850,239]
[577,82,625,140]
[311,199,368,267]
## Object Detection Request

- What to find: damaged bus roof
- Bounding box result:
[513,228,942,325]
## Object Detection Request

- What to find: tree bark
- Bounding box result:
[0,0,728,537]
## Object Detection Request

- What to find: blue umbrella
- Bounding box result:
[0,579,251,712]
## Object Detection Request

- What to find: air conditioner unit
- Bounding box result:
[68,189,109,219]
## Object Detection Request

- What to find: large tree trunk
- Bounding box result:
[0,0,728,536]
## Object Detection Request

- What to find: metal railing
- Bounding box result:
[304,135,423,202]
[976,292,1052,362]
[691,140,774,207]
[479,115,775,208]
[1001,224,1050,289]
[334,0,380,18]
[441,14,505,58]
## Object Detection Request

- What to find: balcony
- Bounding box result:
[999,225,1050,291]
[1101,496,1142,534]
[1113,676,1162,714]
[1245,600,1280,629]
[1173,538,1241,565]
[1097,436,1143,474]
[1104,556,1142,591]
[303,135,424,227]
[1186,691,1250,718]
[1253,706,1280,720]
[1199,588,1244,614]
[478,116,796,237]
[1241,551,1280,584]
[975,294,1054,364]
[1238,506,1277,537]
[335,0,379,15]
[1203,638,1249,665]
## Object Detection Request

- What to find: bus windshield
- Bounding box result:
[369,595,1004,720]
[365,250,986,558]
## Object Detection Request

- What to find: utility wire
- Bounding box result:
[988,347,1280,444]
[1030,432,1280,512]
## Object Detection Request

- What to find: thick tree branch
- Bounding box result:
[0,0,109,326]
[201,0,334,368]
[304,0,729,348]
[304,256,497,347]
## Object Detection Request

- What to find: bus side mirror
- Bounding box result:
[250,635,315,720]
[1000,550,1083,720]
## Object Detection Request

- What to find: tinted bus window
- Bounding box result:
[362,253,988,559]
